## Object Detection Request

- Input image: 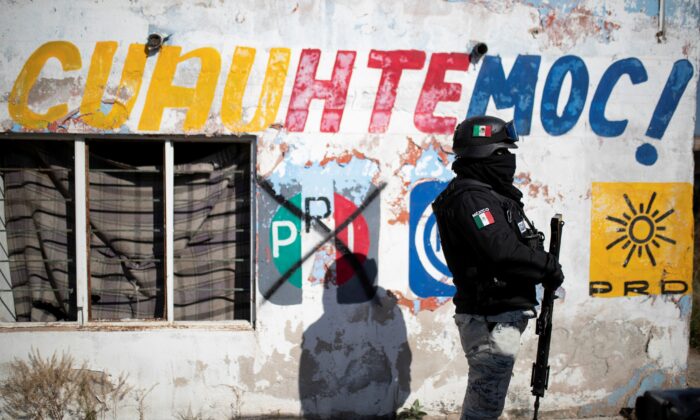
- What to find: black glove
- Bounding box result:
[543,254,564,289]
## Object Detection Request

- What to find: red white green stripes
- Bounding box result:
[472,208,495,229]
[472,125,492,137]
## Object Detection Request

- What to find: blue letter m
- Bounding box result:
[467,55,541,135]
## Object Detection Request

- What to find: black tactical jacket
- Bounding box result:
[432,177,555,315]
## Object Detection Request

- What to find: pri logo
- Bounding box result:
[260,182,380,306]
[589,183,692,297]
[269,193,371,287]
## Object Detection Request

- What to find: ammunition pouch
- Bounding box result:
[523,229,545,252]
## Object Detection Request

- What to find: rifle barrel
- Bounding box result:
[531,214,564,418]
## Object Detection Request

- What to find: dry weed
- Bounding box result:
[0,349,82,419]
[0,349,140,420]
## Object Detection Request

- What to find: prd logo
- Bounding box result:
[590,182,692,297]
[603,192,676,268]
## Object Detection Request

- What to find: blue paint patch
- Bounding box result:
[524,1,619,44]
[606,366,672,408]
[526,0,698,29]
[525,0,578,16]
[624,0,700,28]
[606,366,648,406]
[310,250,331,284]
[332,158,380,205]
[11,123,23,132]
[635,143,658,166]
[268,161,317,195]
[99,102,114,115]
[405,147,454,186]
[623,0,659,16]
[677,295,692,317]
[268,149,377,206]
[514,174,529,186]
[635,371,666,405]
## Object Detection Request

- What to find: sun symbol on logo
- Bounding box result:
[605,192,676,267]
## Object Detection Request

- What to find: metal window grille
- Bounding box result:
[0,141,77,322]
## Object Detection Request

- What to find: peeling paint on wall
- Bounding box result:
[0,0,698,418]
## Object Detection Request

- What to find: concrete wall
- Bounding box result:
[0,0,698,417]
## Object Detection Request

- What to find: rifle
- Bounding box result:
[531,214,564,420]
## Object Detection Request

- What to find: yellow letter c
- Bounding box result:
[8,41,82,129]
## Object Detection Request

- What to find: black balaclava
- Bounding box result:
[451,151,524,206]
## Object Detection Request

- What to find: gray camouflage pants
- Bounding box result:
[454,312,532,420]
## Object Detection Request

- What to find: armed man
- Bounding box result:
[432,115,564,419]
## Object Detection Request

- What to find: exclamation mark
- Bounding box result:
[636,59,694,166]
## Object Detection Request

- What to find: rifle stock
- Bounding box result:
[531,214,564,419]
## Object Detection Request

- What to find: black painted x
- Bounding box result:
[257,178,386,303]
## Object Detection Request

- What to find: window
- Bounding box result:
[0,141,76,322]
[0,137,254,325]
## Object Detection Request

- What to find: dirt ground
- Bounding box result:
[423,349,700,420]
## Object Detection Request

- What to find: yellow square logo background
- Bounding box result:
[590,182,693,297]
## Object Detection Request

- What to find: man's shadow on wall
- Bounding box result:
[299,254,412,419]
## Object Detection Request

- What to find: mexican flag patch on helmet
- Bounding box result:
[472,208,495,229]
[472,124,492,137]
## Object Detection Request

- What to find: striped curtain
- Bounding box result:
[1,141,250,322]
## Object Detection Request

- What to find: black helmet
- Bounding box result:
[452,115,519,158]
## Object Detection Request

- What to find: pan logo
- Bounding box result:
[409,181,456,297]
[589,182,692,297]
